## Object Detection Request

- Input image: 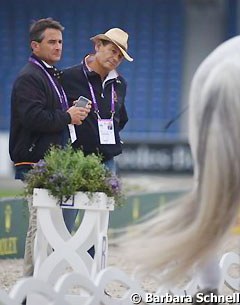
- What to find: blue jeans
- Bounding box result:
[62,209,78,232]
[15,165,31,180]
[104,158,117,175]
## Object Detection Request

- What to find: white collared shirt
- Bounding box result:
[41,60,53,68]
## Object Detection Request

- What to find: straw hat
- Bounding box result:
[90,28,133,62]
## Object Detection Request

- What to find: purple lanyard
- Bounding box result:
[29,58,69,111]
[83,68,115,119]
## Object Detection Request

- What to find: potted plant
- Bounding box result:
[24,144,124,209]
[23,144,125,283]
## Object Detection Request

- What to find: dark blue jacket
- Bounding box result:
[9,54,71,166]
[62,58,128,161]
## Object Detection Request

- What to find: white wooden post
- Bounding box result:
[29,188,114,304]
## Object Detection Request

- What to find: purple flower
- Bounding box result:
[36,159,46,167]
[106,175,121,194]
[32,159,47,174]
[49,172,65,183]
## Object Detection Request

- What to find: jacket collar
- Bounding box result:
[30,54,54,69]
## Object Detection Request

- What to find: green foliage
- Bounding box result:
[24,144,124,206]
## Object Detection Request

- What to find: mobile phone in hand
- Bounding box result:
[75,96,92,107]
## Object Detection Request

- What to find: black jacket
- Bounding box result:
[9,54,71,164]
[62,58,128,161]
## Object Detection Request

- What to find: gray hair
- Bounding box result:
[114,36,240,285]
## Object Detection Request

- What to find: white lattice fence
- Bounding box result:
[0,252,239,305]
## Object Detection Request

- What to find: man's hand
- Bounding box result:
[67,103,91,125]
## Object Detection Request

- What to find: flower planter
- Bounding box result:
[32,188,114,286]
[33,188,115,211]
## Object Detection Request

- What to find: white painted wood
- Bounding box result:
[31,188,114,293]
[33,188,114,211]
[219,252,240,292]
[0,253,238,305]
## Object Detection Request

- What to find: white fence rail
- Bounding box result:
[1,190,238,305]
[0,251,239,305]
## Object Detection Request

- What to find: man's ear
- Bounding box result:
[31,41,39,51]
[94,40,102,52]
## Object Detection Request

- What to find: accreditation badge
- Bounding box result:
[68,124,77,143]
[98,119,116,144]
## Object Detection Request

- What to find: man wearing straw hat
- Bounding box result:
[62,28,133,174]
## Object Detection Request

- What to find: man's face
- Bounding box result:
[31,28,63,65]
[95,41,124,72]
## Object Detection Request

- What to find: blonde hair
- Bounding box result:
[114,37,240,285]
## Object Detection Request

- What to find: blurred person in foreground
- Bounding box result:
[115,36,240,303]
[62,28,133,174]
[9,18,90,278]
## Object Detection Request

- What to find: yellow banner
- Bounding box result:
[232,212,240,234]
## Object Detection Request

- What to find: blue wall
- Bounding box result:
[0,0,185,141]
